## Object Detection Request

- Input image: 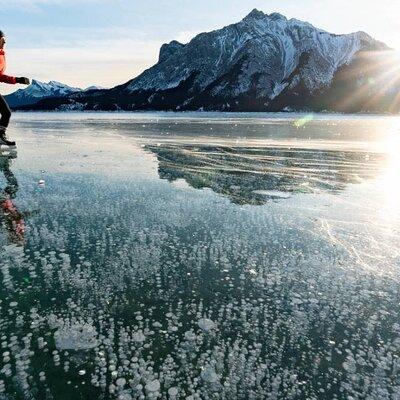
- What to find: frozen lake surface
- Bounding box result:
[1,112,400,399]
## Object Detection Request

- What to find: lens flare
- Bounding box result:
[294,114,314,128]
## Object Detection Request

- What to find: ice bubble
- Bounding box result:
[9,302,18,307]
[145,379,160,392]
[78,370,86,376]
[116,378,126,387]
[118,394,132,400]
[201,366,219,383]
[54,323,98,350]
[132,331,146,343]
[198,318,216,332]
[168,387,179,397]
[184,331,197,341]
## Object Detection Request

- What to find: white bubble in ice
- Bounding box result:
[184,331,196,341]
[168,387,178,396]
[132,331,146,343]
[116,378,126,387]
[54,323,98,350]
[118,394,132,400]
[198,318,216,332]
[9,302,18,307]
[201,366,219,383]
[109,384,116,393]
[145,379,160,392]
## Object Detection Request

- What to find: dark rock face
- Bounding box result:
[20,9,400,113]
[158,41,185,63]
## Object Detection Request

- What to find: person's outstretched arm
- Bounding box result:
[0,74,16,84]
[0,75,30,85]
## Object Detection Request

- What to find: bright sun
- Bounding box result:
[378,123,400,221]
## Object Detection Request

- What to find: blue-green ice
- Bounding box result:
[1,112,400,399]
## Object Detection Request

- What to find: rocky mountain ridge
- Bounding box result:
[19,9,399,113]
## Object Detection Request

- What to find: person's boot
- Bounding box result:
[0,129,16,147]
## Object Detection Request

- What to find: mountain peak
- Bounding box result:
[48,80,63,86]
[159,40,185,63]
[243,9,288,24]
[243,8,266,21]
[268,12,287,22]
[30,79,44,87]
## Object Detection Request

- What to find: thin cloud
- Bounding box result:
[3,35,162,94]
[2,25,183,94]
[0,0,111,5]
[0,0,113,12]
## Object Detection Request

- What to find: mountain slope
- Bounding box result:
[22,9,399,113]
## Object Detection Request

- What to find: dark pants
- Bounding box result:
[0,94,11,130]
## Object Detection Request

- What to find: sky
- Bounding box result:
[1,0,400,94]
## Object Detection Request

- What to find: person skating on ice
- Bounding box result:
[0,30,30,147]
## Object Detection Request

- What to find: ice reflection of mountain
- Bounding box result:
[147,144,386,204]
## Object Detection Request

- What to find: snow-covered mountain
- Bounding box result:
[125,10,386,96]
[4,80,82,108]
[5,80,105,108]
[22,9,399,113]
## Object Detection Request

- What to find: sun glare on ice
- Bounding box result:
[378,126,400,221]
